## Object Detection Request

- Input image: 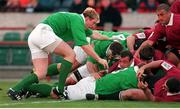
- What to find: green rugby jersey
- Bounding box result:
[87,40,114,70]
[91,30,130,49]
[42,12,92,46]
[95,66,139,95]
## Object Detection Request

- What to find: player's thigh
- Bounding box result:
[71,59,81,71]
[78,65,91,78]
[54,41,75,60]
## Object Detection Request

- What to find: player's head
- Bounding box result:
[165,77,180,93]
[118,50,133,68]
[156,4,171,25]
[106,41,124,60]
[83,7,100,29]
[139,45,154,64]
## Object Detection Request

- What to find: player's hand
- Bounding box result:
[130,50,135,55]
[97,58,109,69]
[98,70,108,77]
[138,80,148,90]
[137,67,145,78]
[92,73,101,79]
[134,51,140,58]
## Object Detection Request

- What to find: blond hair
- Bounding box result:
[83,7,100,21]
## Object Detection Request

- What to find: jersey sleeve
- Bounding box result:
[87,44,102,64]
[85,29,93,37]
[148,23,164,42]
[87,56,97,64]
[71,17,88,46]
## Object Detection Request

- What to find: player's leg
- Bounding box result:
[51,41,75,95]
[86,89,147,101]
[120,89,147,101]
[25,83,53,98]
[66,61,92,86]
[66,64,92,85]
[72,46,88,70]
[46,63,61,76]
[65,73,79,85]
[47,45,88,77]
[7,24,53,100]
[65,46,90,85]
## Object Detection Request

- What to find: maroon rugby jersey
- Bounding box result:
[170,0,180,14]
[148,14,180,49]
[154,61,180,102]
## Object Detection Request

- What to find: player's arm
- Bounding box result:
[134,40,154,57]
[71,20,108,69]
[135,24,164,57]
[138,81,155,101]
[86,61,101,79]
[81,44,108,69]
[137,60,163,77]
[126,35,136,54]
[91,31,110,40]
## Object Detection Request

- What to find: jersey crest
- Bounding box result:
[136,33,146,39]
[161,61,173,71]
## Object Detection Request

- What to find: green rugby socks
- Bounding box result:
[47,63,59,76]
[27,84,52,97]
[12,73,38,92]
[58,59,72,93]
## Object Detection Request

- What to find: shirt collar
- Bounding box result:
[81,14,85,23]
[134,66,139,74]
[130,60,135,67]
[166,13,174,26]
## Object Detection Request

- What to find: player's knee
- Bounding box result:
[34,71,46,80]
[65,77,77,85]
[64,51,76,63]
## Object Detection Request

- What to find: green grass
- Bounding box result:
[0,80,179,108]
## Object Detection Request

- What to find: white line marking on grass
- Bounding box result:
[0,100,73,107]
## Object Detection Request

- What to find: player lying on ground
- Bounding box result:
[86,60,180,102]
[21,65,143,101]
[46,30,131,83]
[66,50,134,85]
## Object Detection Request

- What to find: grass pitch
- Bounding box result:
[0,80,179,108]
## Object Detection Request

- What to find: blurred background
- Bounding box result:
[0,0,174,79]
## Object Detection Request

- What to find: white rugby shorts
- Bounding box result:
[67,76,96,100]
[28,24,62,59]
[74,46,88,64]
